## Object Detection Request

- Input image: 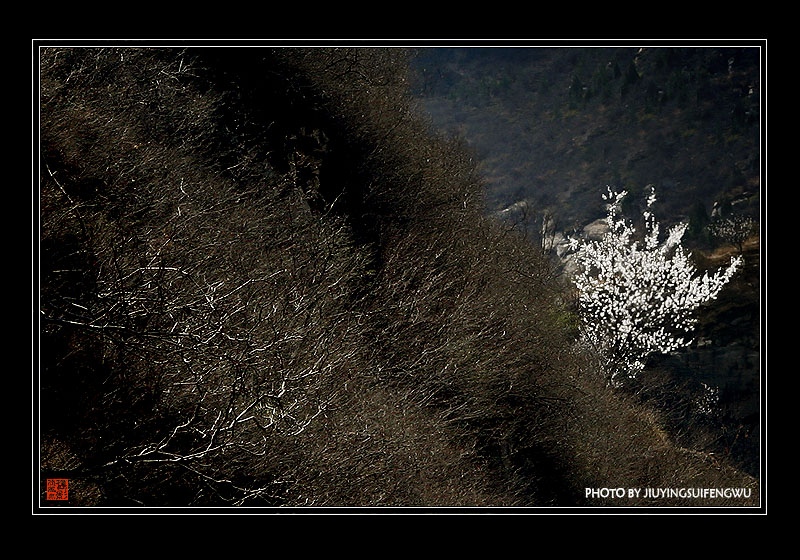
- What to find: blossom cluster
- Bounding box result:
[569,187,742,383]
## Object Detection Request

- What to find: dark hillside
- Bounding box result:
[38,46,758,507]
[411,46,760,233]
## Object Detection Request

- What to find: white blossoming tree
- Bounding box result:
[707,214,757,254]
[569,187,742,385]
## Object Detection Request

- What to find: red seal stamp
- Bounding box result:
[46,479,68,501]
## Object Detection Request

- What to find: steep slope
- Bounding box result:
[38,46,759,507]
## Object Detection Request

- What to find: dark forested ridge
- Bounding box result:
[37,46,761,509]
[410,46,761,232]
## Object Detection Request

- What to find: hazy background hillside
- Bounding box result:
[409,46,760,235]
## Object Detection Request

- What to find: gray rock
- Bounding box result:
[582,218,609,240]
